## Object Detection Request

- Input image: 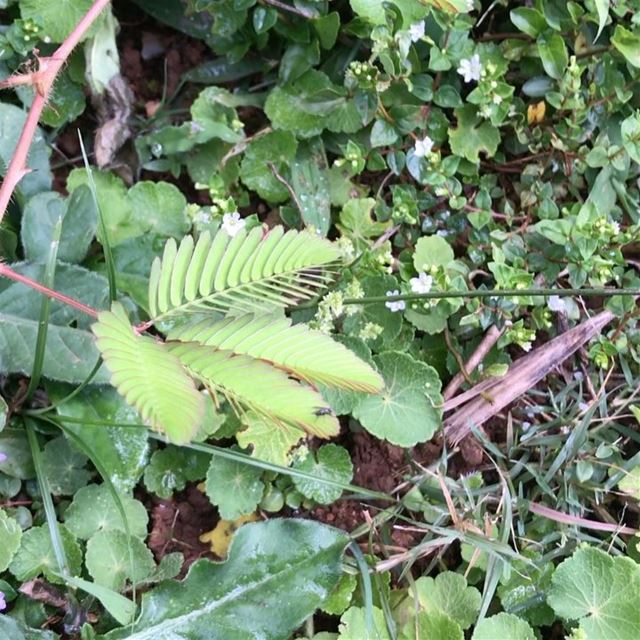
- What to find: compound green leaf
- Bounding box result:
[92,302,205,444]
[103,519,349,640]
[168,313,383,393]
[169,342,340,438]
[352,352,442,447]
[149,226,340,320]
[547,546,640,639]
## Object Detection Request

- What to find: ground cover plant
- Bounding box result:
[0,0,640,638]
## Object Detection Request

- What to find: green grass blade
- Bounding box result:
[26,216,62,398]
[25,419,69,579]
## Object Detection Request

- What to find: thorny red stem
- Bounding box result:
[0,263,99,319]
[0,0,111,222]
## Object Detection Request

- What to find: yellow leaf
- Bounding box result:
[527,101,546,125]
[200,513,260,558]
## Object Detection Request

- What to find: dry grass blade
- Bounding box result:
[444,310,615,444]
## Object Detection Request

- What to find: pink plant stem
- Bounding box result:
[0,263,99,319]
[0,0,111,222]
[528,501,637,535]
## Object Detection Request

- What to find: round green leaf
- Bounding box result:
[353,352,442,447]
[64,483,149,540]
[293,444,353,504]
[205,454,265,519]
[85,530,155,591]
[40,436,91,496]
[471,613,536,640]
[9,524,82,583]
[0,509,22,572]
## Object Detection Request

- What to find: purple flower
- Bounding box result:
[0,591,6,611]
[0,452,6,463]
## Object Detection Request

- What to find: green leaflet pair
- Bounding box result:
[91,226,383,444]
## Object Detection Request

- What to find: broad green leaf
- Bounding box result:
[40,435,91,496]
[40,68,86,127]
[322,573,357,615]
[290,140,332,235]
[54,386,150,494]
[415,572,481,630]
[64,483,149,540]
[338,606,391,639]
[612,25,640,68]
[9,524,82,584]
[448,106,500,163]
[0,617,58,640]
[0,508,22,571]
[67,169,139,246]
[148,227,340,320]
[92,302,205,444]
[65,574,135,627]
[170,342,340,438]
[131,0,212,40]
[86,530,155,591]
[103,519,349,640]
[0,262,110,330]
[349,0,428,25]
[537,34,568,79]
[240,131,298,203]
[20,0,105,41]
[21,188,97,264]
[265,70,361,138]
[621,113,640,164]
[168,313,383,393]
[413,236,455,272]
[0,429,35,479]
[143,445,210,499]
[205,453,265,519]
[0,311,109,384]
[236,414,304,466]
[400,611,463,640]
[510,8,546,37]
[292,444,353,504]
[337,198,391,251]
[353,352,442,447]
[547,546,640,639]
[0,102,52,199]
[127,182,190,239]
[471,613,536,640]
[594,0,610,42]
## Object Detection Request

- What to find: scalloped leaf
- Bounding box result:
[168,313,383,392]
[92,303,205,444]
[148,226,340,321]
[167,342,339,438]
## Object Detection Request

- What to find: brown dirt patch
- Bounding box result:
[147,484,216,575]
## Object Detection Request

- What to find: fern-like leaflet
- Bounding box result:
[148,226,341,321]
[93,225,383,445]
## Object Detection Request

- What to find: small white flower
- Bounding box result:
[408,21,425,43]
[413,136,434,158]
[466,0,474,11]
[611,221,620,234]
[221,212,246,237]
[410,272,433,294]
[492,94,503,105]
[520,341,532,352]
[457,54,482,83]
[547,295,567,313]
[385,290,406,313]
